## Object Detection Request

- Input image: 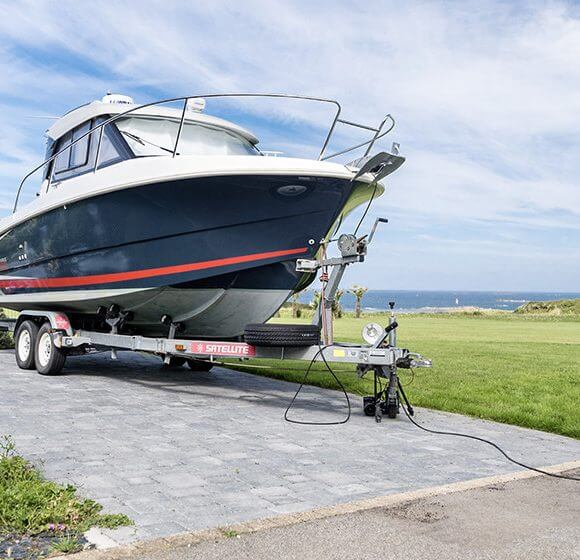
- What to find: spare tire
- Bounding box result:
[244,323,321,347]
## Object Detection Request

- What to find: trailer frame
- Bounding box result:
[1,218,432,421]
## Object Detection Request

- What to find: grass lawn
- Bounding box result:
[223,312,580,439]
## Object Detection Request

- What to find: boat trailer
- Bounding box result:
[1,218,431,422]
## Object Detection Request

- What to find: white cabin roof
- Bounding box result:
[46,100,259,145]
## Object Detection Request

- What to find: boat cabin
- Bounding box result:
[43,94,259,184]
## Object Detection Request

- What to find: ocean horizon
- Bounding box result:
[295,289,580,313]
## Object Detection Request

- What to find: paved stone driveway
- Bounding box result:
[1,350,579,544]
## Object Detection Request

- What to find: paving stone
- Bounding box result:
[1,350,579,545]
[283,474,310,483]
[250,485,293,497]
[140,522,187,537]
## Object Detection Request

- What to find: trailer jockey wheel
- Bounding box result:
[34,323,67,375]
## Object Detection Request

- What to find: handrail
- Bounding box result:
[13,93,394,213]
[320,115,395,161]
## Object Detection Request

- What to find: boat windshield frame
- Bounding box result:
[13,93,396,213]
[115,115,260,158]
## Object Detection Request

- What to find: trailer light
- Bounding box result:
[54,313,71,331]
[362,322,384,345]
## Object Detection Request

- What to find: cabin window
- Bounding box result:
[115,117,257,157]
[69,121,91,168]
[95,122,126,168]
[53,131,72,173]
[53,121,91,175]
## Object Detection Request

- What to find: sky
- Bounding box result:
[0,0,578,292]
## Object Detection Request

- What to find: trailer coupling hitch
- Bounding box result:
[396,353,432,369]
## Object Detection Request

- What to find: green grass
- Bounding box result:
[223,311,580,439]
[51,534,84,554]
[220,528,240,538]
[0,436,132,539]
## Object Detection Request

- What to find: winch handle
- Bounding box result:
[367,217,389,245]
[384,320,398,334]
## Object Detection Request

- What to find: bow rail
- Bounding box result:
[13,93,396,213]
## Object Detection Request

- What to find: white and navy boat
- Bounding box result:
[0,93,404,338]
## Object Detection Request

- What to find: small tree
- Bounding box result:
[310,290,321,310]
[332,289,344,318]
[348,285,368,318]
[290,292,300,318]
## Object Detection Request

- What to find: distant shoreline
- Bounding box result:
[382,306,502,314]
[286,297,580,316]
[295,290,580,314]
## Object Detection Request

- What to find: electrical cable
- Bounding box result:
[399,398,580,482]
[353,183,379,236]
[284,345,351,426]
[399,366,415,387]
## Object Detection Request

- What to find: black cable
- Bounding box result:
[284,345,351,425]
[399,399,580,482]
[353,183,378,236]
[282,349,577,480]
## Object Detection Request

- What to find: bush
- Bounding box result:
[0,331,13,350]
[0,311,14,350]
[515,299,580,315]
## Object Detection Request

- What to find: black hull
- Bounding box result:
[0,174,364,336]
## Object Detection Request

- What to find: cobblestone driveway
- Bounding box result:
[1,350,578,543]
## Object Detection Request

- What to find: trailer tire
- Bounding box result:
[15,320,39,370]
[244,324,321,347]
[163,357,186,368]
[34,323,67,375]
[386,403,398,419]
[187,359,213,372]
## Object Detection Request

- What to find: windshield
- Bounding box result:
[115,116,258,157]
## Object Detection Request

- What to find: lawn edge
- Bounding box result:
[59,459,580,560]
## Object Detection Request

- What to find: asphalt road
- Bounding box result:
[111,468,580,560]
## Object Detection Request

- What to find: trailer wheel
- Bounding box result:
[244,324,321,347]
[34,323,67,375]
[163,356,186,368]
[15,320,39,370]
[187,359,213,372]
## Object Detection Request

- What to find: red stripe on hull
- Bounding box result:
[0,247,308,290]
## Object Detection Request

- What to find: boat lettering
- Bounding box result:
[190,341,256,357]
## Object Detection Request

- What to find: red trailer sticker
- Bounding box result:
[190,341,256,357]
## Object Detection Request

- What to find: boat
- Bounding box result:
[0,93,404,338]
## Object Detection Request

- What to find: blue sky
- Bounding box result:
[0,0,578,291]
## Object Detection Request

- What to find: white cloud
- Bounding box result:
[0,0,578,289]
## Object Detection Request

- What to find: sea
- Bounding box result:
[295,290,580,313]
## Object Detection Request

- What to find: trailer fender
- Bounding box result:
[15,310,73,336]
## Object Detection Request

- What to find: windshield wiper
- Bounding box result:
[120,130,176,155]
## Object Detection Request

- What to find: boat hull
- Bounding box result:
[0,173,370,337]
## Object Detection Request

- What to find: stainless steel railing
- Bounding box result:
[13,93,395,213]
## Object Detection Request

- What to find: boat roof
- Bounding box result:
[46,100,260,145]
